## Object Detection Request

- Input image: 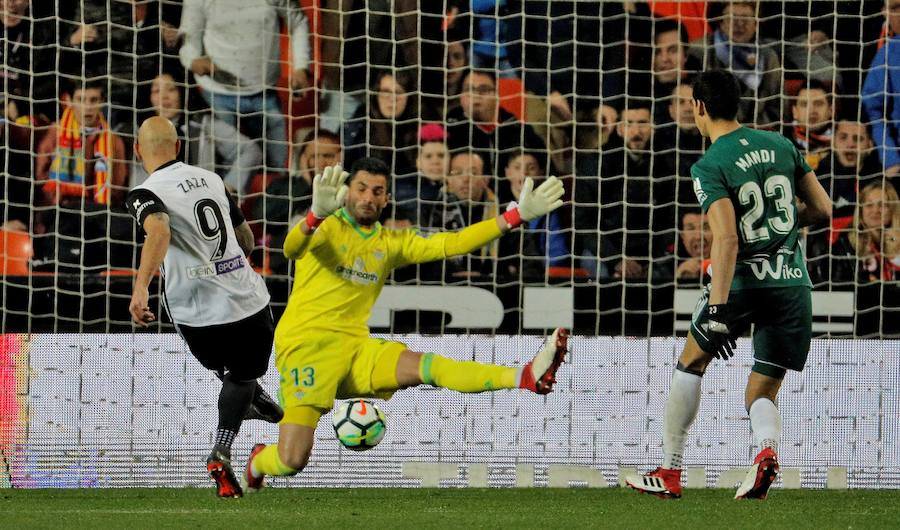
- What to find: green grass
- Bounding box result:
[1,488,898,529]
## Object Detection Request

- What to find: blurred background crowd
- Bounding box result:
[1,1,898,335]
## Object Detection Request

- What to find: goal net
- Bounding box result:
[1,1,898,489]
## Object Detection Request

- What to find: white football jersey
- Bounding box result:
[127,160,270,327]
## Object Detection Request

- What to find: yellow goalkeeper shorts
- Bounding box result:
[275,332,408,421]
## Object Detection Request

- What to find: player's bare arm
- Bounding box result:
[707,198,739,305]
[795,170,833,228]
[129,212,170,327]
[234,220,254,257]
[704,195,739,359]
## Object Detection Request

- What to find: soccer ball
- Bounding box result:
[332,399,387,451]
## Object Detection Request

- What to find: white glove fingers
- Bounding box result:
[337,169,350,187]
[335,185,349,207]
[520,177,534,200]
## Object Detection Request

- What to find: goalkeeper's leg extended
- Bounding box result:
[244,328,569,491]
[392,327,569,395]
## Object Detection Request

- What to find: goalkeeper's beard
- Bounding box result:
[348,200,382,227]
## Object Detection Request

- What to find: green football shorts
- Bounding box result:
[690,284,813,378]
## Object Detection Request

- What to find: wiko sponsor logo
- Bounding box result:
[747,252,803,281]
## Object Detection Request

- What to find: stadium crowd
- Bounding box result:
[1,1,898,335]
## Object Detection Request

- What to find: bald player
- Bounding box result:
[127,117,281,498]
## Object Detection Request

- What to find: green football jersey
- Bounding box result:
[691,127,813,290]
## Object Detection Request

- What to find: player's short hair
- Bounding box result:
[621,97,653,116]
[68,78,106,98]
[460,68,498,90]
[349,157,391,189]
[679,207,704,226]
[653,17,689,47]
[449,149,488,173]
[692,70,742,121]
[300,129,340,150]
[796,79,830,97]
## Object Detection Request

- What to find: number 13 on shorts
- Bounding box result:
[291,366,315,387]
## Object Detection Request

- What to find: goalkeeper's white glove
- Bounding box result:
[307,164,349,229]
[503,175,565,228]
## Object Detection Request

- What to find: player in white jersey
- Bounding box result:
[126,117,282,498]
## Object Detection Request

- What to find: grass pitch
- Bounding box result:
[2,488,897,529]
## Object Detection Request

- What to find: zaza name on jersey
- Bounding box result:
[177,176,210,194]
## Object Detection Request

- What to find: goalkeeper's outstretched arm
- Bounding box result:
[403,176,565,264]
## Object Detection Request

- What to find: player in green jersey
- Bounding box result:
[626,70,833,500]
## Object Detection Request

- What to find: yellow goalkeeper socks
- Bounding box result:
[419,352,517,392]
[251,445,298,478]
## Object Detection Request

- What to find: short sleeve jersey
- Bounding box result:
[126,160,270,326]
[691,127,813,290]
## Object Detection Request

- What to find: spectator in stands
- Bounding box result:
[818,121,883,225]
[64,0,180,132]
[576,100,658,280]
[783,23,842,91]
[510,2,603,120]
[689,1,782,127]
[2,0,55,123]
[574,104,620,278]
[656,83,704,206]
[343,70,419,180]
[654,209,712,282]
[392,124,449,227]
[784,80,834,170]
[595,105,620,149]
[442,40,468,119]
[35,80,128,208]
[862,1,900,178]
[446,69,549,178]
[804,120,885,286]
[179,0,312,174]
[33,80,130,270]
[498,153,568,282]
[829,181,900,283]
[651,18,699,124]
[129,73,262,191]
[256,130,341,274]
[422,150,498,280]
[0,119,34,231]
[467,0,516,76]
[653,83,705,267]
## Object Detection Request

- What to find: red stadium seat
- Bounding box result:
[498,78,526,122]
[0,230,33,276]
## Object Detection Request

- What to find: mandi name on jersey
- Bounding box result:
[734,149,776,172]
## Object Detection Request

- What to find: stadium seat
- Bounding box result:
[498,78,526,122]
[0,229,33,276]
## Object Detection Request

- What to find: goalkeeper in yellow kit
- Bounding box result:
[242,157,568,490]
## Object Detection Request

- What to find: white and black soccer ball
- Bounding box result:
[332,399,387,451]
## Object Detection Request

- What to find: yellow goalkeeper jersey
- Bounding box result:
[275,208,502,341]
